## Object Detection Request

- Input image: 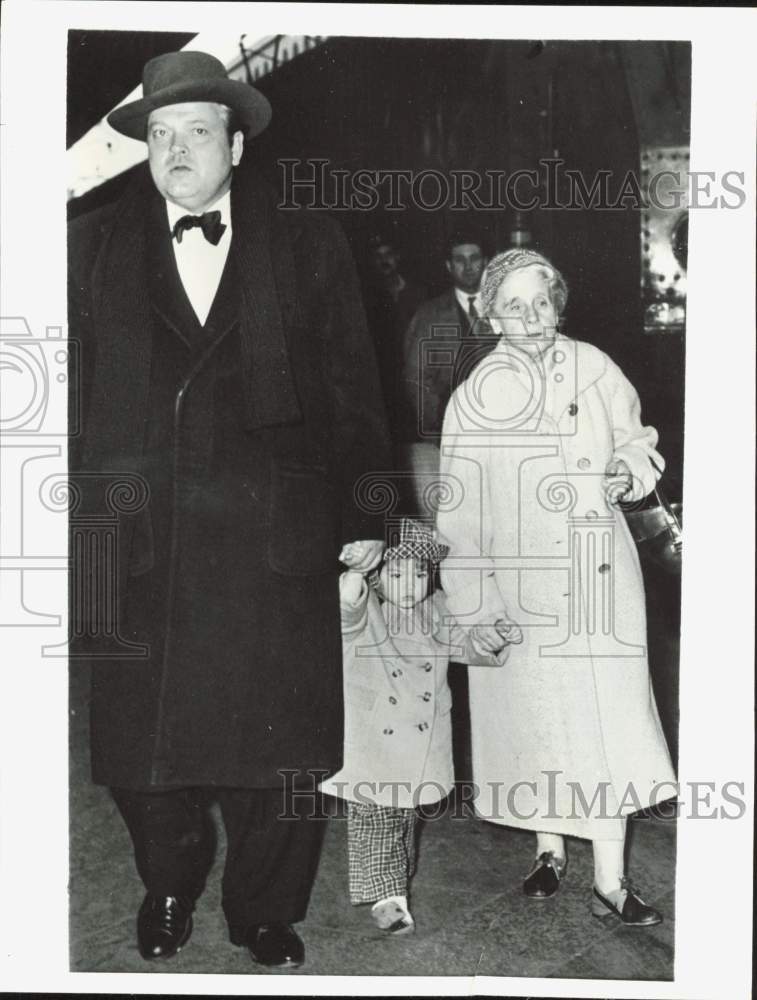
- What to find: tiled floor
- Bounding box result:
[69,665,676,979]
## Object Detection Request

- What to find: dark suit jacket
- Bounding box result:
[401,288,499,442]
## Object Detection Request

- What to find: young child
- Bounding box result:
[320,519,521,935]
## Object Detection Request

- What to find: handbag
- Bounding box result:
[623,460,682,575]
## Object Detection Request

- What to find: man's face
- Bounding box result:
[147,102,244,212]
[372,244,400,278]
[446,243,487,294]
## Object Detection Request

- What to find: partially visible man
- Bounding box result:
[68,51,389,969]
[362,234,427,442]
[400,230,498,511]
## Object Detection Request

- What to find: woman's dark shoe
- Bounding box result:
[244,922,305,967]
[523,851,567,898]
[591,877,662,926]
[137,894,194,959]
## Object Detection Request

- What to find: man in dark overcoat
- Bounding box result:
[68,50,390,967]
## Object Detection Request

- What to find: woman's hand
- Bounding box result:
[495,618,524,646]
[604,457,633,505]
[469,623,505,655]
[339,539,385,572]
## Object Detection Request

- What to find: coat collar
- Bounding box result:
[489,335,608,420]
[447,335,609,436]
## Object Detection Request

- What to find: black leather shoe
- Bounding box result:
[137,894,193,960]
[523,851,567,898]
[244,923,305,968]
[591,877,662,926]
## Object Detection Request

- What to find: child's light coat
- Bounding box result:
[321,580,508,809]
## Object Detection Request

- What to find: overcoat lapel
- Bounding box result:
[229,174,303,429]
[83,169,155,470]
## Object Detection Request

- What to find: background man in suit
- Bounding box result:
[400,229,498,512]
[362,234,427,444]
[68,51,389,969]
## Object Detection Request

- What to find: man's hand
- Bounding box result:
[339,539,385,573]
[604,457,633,505]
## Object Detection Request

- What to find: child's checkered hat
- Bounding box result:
[384,518,450,566]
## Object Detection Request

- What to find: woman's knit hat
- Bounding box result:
[480,248,568,318]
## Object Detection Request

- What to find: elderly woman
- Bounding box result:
[437,249,676,925]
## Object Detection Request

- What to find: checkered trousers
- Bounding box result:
[346,801,419,904]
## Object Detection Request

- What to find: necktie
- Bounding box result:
[467,296,493,337]
[172,210,226,246]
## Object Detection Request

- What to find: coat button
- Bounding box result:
[389,696,398,705]
[598,563,611,574]
[383,728,393,735]
[417,722,429,732]
[423,662,432,672]
[422,692,431,702]
[391,669,403,678]
[577,457,591,469]
[568,403,578,416]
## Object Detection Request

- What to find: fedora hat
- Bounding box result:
[107,50,272,141]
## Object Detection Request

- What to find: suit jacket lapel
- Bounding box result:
[147,194,200,348]
[147,193,242,352]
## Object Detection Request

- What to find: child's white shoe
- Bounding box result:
[371,895,415,935]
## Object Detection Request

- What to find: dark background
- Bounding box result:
[67,31,687,762]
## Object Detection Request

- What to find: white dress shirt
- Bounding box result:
[166,191,232,326]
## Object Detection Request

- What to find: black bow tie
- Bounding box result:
[172,210,226,246]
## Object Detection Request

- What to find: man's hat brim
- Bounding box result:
[107,78,272,141]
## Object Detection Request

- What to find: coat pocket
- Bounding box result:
[267,461,340,576]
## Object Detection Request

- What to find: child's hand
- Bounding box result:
[339,539,384,572]
[470,623,508,655]
[603,458,633,505]
[495,618,523,646]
